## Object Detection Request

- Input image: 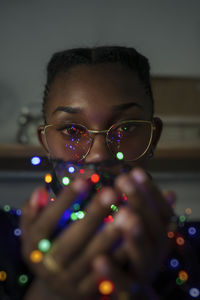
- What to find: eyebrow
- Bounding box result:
[52,106,82,115]
[112,102,143,111]
[52,101,143,115]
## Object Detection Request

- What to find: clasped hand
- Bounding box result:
[20,168,175,300]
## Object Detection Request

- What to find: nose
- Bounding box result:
[84,134,112,163]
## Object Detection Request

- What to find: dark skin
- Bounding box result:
[20,63,175,299]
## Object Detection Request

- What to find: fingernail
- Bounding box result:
[38,189,49,207]
[72,178,88,193]
[30,188,47,208]
[131,169,147,184]
[114,208,129,227]
[114,209,141,236]
[116,175,135,194]
[99,188,116,207]
[93,256,109,275]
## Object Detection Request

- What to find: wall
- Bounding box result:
[0,0,200,142]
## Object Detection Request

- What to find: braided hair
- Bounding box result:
[42,45,154,121]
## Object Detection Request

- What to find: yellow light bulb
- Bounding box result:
[30,250,43,263]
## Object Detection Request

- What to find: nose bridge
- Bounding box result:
[85,131,111,163]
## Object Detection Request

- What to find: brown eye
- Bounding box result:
[117,123,137,134]
[58,124,87,139]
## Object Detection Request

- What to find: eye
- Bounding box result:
[57,124,87,138]
[117,122,137,134]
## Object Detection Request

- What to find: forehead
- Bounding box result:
[46,63,152,120]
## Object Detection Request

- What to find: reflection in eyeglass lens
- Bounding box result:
[45,121,153,161]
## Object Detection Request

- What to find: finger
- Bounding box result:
[52,187,119,266]
[130,168,174,222]
[113,207,149,277]
[67,216,122,282]
[115,174,166,242]
[162,190,176,208]
[113,207,167,282]
[93,255,134,296]
[77,271,100,297]
[20,187,49,237]
[31,177,89,240]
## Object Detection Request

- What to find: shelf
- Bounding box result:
[0,144,45,157]
[0,144,200,172]
[154,148,200,159]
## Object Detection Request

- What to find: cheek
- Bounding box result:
[48,146,66,160]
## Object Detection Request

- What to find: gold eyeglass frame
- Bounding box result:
[41,120,156,162]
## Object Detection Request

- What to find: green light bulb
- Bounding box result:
[18,274,28,285]
[116,152,124,160]
[70,212,78,221]
[62,177,70,186]
[38,239,51,253]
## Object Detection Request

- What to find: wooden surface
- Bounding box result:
[0,144,200,172]
[152,77,200,116]
[0,144,46,158]
[0,143,200,159]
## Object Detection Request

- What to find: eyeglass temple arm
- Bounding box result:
[41,124,54,135]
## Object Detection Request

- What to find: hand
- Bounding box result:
[20,168,175,299]
[20,178,124,299]
[92,167,176,296]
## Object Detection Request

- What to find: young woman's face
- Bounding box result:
[39,63,162,169]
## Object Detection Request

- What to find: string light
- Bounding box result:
[44,174,52,183]
[3,205,11,212]
[73,203,80,210]
[188,226,197,237]
[176,277,184,285]
[189,288,200,298]
[5,157,196,298]
[111,204,118,212]
[16,209,22,216]
[176,236,185,246]
[70,212,78,221]
[38,239,51,253]
[185,208,192,215]
[178,270,188,282]
[122,193,127,201]
[116,152,124,160]
[104,215,114,223]
[62,176,70,186]
[76,211,85,219]
[167,231,175,239]
[14,228,22,237]
[0,271,7,281]
[169,258,180,269]
[91,173,100,183]
[179,215,186,223]
[98,280,114,295]
[68,166,75,173]
[95,182,103,192]
[31,156,41,166]
[18,274,28,286]
[30,250,43,263]
[70,211,86,221]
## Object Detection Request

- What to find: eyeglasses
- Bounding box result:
[41,120,155,162]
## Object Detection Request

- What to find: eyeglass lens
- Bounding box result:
[107,121,152,161]
[44,121,152,161]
